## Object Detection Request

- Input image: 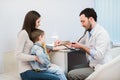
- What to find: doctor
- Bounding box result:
[67,8,111,80]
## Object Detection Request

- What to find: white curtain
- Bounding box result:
[94,0,120,43]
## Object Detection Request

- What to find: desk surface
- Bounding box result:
[52,48,81,53]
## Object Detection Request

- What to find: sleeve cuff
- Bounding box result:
[90,49,96,59]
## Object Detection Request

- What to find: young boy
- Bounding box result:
[30,29,67,80]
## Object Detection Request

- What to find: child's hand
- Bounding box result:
[54,40,62,46]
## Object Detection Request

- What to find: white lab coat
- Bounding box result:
[80,23,111,70]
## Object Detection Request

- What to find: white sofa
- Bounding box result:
[0,47,120,80]
[86,47,120,80]
[0,51,21,80]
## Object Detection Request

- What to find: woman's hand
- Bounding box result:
[35,56,43,64]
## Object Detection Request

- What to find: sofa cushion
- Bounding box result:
[0,72,21,80]
[3,51,19,73]
[107,47,120,59]
[0,51,21,80]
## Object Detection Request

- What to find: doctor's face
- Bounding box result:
[80,14,91,31]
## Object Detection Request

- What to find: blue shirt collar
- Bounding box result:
[34,42,44,49]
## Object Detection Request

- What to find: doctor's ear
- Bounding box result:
[89,17,94,21]
[89,17,93,20]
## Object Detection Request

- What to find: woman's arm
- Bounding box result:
[16,30,36,61]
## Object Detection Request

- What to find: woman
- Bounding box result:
[16,10,60,80]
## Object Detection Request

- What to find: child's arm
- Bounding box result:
[52,46,66,50]
[46,41,71,51]
[35,47,51,67]
[53,40,72,50]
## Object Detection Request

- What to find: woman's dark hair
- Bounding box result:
[79,8,97,21]
[22,10,41,39]
[31,29,44,43]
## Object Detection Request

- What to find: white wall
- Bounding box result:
[0,0,94,73]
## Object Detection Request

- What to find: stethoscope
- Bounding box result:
[77,25,92,42]
[62,27,91,50]
[77,30,87,42]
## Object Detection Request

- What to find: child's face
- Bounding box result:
[39,34,45,44]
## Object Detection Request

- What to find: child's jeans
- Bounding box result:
[47,64,67,80]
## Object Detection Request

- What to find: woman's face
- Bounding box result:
[35,18,40,29]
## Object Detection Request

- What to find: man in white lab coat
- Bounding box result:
[67,8,111,80]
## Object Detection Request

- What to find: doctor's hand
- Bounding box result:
[71,42,90,54]
[71,42,83,49]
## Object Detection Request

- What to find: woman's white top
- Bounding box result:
[16,30,35,73]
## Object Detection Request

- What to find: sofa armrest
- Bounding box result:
[86,47,120,80]
[86,55,120,80]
